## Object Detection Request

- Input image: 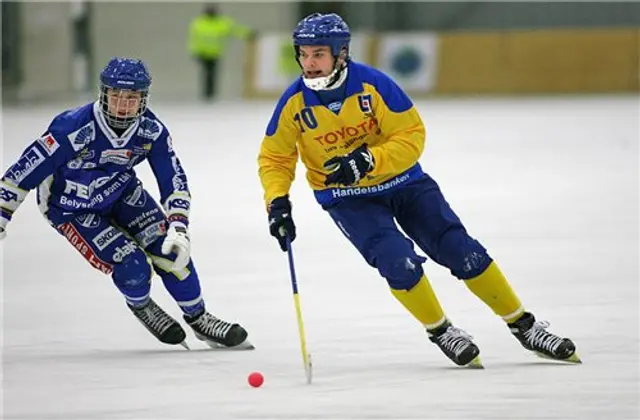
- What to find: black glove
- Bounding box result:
[323,143,375,187]
[268,195,296,251]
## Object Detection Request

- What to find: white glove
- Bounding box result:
[161,222,191,271]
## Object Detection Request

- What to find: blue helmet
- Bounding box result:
[99,57,151,129]
[293,13,351,90]
[100,57,151,90]
[293,13,351,58]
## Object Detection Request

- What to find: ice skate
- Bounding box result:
[184,310,253,350]
[508,312,581,363]
[428,322,483,368]
[128,299,189,349]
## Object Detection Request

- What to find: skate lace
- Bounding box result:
[137,303,174,334]
[193,312,233,339]
[439,326,474,357]
[524,321,563,353]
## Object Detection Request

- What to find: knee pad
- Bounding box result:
[364,234,427,290]
[438,228,492,280]
[112,250,152,290]
[377,254,427,290]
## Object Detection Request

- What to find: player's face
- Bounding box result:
[298,46,338,78]
[106,88,142,118]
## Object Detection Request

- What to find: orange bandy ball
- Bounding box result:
[248,372,264,388]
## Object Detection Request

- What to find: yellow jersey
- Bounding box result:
[258,61,426,208]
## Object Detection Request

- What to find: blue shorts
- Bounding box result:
[323,173,492,289]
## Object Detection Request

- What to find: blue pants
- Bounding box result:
[46,178,204,315]
[323,174,492,290]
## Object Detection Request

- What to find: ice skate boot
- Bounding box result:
[428,321,483,368]
[508,312,581,363]
[128,299,188,349]
[185,310,253,350]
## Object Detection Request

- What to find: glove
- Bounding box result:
[161,221,191,271]
[323,143,375,187]
[268,195,296,252]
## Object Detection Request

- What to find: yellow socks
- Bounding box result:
[391,275,446,330]
[391,262,524,328]
[465,262,524,323]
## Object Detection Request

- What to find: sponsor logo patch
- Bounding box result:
[358,94,373,114]
[112,242,137,263]
[67,122,96,152]
[6,147,45,184]
[58,222,113,274]
[135,220,166,248]
[138,117,163,141]
[75,213,101,229]
[37,133,60,156]
[99,149,133,165]
[124,185,147,207]
[92,226,123,251]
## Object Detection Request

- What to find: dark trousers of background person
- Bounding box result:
[199,58,218,100]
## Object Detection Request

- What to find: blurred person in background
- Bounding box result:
[188,3,254,100]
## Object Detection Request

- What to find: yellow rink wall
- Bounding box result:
[244,28,639,98]
[432,28,639,95]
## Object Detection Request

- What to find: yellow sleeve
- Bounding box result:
[367,80,426,176]
[231,19,253,39]
[188,19,199,55]
[258,96,300,209]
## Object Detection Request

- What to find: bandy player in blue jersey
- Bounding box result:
[258,13,580,367]
[0,57,251,350]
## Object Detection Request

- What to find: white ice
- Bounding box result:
[2,96,639,420]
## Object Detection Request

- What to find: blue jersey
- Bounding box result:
[0,102,191,226]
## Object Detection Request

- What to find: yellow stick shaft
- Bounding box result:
[293,293,311,369]
[286,238,312,383]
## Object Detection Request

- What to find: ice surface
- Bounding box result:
[2,96,638,420]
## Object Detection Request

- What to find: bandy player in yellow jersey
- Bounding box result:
[258,12,580,367]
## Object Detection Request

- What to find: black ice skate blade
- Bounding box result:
[201,340,255,351]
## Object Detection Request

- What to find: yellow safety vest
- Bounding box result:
[188,15,251,59]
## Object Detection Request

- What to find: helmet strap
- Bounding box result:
[323,60,348,90]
